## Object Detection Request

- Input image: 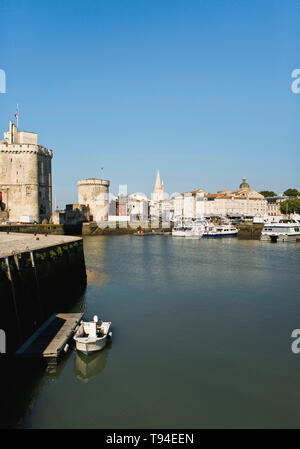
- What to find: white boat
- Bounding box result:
[202,222,217,236]
[172,218,188,237]
[74,315,112,355]
[261,219,300,242]
[172,221,204,238]
[184,224,204,239]
[172,226,186,237]
[203,223,238,237]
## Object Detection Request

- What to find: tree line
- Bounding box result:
[258,189,300,215]
[259,189,300,198]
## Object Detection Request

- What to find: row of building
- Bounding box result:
[0,121,290,226]
[107,173,286,223]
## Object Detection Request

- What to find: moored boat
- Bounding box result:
[184,224,204,239]
[172,220,186,237]
[74,316,112,355]
[203,223,239,237]
[261,219,300,242]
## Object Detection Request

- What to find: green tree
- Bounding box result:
[283,188,300,197]
[259,191,277,197]
[280,198,300,215]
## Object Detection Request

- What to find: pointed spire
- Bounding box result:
[154,169,162,192]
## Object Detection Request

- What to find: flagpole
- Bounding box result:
[16,104,19,128]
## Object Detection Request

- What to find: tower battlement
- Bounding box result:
[0,144,53,157]
[78,178,110,222]
[0,121,53,223]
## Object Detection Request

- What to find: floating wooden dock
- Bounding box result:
[16,313,83,365]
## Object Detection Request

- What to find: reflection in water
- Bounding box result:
[84,237,110,286]
[45,345,74,379]
[86,268,109,286]
[74,342,111,383]
[3,237,300,429]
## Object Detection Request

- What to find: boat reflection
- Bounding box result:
[74,341,111,383]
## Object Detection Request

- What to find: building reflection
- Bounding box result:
[84,236,110,287]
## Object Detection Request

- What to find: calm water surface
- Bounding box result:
[7,236,300,428]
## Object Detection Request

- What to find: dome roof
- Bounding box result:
[239,177,250,188]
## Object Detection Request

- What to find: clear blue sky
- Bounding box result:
[1,0,299,207]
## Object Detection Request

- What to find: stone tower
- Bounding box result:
[77,178,110,222]
[0,121,53,223]
[152,169,164,202]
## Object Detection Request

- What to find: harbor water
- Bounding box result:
[1,235,300,428]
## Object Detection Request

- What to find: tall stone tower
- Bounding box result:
[0,121,53,223]
[77,178,110,222]
[152,169,164,202]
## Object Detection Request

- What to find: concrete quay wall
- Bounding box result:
[0,224,74,235]
[82,221,172,235]
[0,222,263,238]
[0,233,87,353]
[236,224,263,239]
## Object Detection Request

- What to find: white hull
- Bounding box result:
[172,223,204,238]
[74,320,112,354]
[172,230,186,237]
[261,220,300,242]
[261,233,300,242]
[204,230,238,237]
[185,230,204,239]
[75,337,107,354]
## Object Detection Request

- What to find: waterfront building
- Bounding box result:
[108,193,149,224]
[0,121,53,223]
[78,177,110,222]
[108,194,130,223]
[50,204,90,225]
[161,196,175,223]
[127,193,149,222]
[174,179,268,220]
[204,182,268,218]
[266,196,288,216]
[174,190,206,219]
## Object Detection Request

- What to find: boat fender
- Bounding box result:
[63,344,69,353]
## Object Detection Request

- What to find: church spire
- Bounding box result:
[153,169,164,202]
[154,169,163,192]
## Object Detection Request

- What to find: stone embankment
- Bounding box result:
[236,224,264,239]
[0,233,87,353]
[0,222,263,238]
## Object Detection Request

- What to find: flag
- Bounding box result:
[14,105,19,120]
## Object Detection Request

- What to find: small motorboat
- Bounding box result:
[74,315,112,355]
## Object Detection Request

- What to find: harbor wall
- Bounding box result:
[0,222,168,236]
[82,221,171,235]
[0,239,86,353]
[0,223,81,235]
[236,224,263,239]
[0,222,262,238]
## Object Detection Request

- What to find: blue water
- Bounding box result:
[7,236,300,428]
